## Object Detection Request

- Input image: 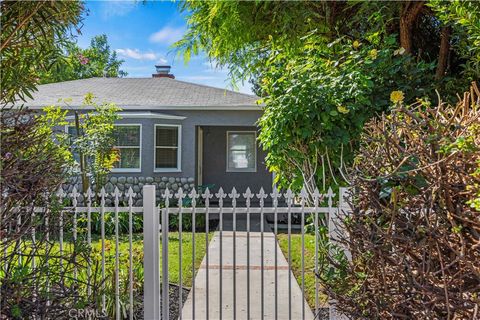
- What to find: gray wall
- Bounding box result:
[111,110,263,179]
[61,109,266,201]
[202,126,272,196]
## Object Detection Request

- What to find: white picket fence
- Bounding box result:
[5,184,350,320]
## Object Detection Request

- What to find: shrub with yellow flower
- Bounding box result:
[390,90,404,104]
[337,105,350,114]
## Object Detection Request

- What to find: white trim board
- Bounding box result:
[47,105,262,111]
[65,111,186,120]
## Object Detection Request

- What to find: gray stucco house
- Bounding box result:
[25,67,272,204]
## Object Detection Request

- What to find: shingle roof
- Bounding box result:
[23,77,260,110]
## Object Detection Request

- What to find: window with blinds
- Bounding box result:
[155,125,180,171]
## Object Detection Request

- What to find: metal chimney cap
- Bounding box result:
[155,65,171,74]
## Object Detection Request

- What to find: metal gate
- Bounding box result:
[5,185,348,319]
[143,185,350,320]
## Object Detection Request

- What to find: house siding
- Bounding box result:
[110,109,263,178]
[61,109,266,204]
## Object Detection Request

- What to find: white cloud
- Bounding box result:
[149,26,185,45]
[116,48,165,62]
[101,2,137,19]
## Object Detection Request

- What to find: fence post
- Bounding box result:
[328,187,351,320]
[162,190,171,320]
[143,185,160,320]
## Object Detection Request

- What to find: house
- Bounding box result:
[24,66,272,205]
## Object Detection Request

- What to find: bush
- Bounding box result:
[0,110,102,318]
[320,84,480,319]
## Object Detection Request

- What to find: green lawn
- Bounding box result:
[3,232,212,319]
[86,232,212,288]
[7,231,322,315]
[159,232,213,287]
[277,233,327,309]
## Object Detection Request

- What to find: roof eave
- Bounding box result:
[24,104,263,111]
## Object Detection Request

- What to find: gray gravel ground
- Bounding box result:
[134,284,190,319]
[314,307,330,319]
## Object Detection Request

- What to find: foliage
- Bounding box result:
[428,0,480,80]
[0,109,74,237]
[80,212,144,236]
[258,34,435,194]
[176,0,480,195]
[40,34,127,84]
[168,212,206,232]
[0,1,84,107]
[176,1,479,86]
[0,108,110,317]
[63,94,121,193]
[0,203,103,318]
[319,86,480,319]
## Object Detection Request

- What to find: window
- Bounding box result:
[112,125,141,172]
[226,131,256,172]
[66,126,81,164]
[155,125,181,171]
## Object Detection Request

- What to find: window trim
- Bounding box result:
[111,124,142,173]
[154,124,182,173]
[226,130,257,173]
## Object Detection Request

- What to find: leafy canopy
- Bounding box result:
[0,1,84,107]
[40,35,127,84]
[176,0,480,191]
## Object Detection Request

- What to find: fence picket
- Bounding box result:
[202,187,212,320]
[11,184,347,320]
[216,187,226,319]
[127,187,135,320]
[176,187,186,320]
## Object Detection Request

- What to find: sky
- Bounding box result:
[76,1,253,94]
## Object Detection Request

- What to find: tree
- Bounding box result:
[40,34,128,84]
[0,1,84,107]
[67,93,121,195]
[175,0,480,193]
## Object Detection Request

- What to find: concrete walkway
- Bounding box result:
[181,230,315,320]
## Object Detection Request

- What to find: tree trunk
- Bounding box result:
[399,1,424,54]
[74,111,89,194]
[435,26,451,80]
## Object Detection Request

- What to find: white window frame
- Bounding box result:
[154,124,182,173]
[226,130,257,173]
[111,124,142,173]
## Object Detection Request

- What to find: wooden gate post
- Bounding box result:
[143,185,160,319]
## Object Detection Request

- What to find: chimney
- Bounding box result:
[152,65,175,79]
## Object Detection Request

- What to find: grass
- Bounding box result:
[160,232,213,287]
[277,233,327,309]
[7,231,323,315]
[87,232,213,288]
[3,232,213,319]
